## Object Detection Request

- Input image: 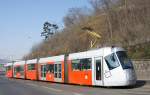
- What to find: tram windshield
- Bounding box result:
[116,51,133,69]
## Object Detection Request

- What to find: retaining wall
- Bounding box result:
[132,59,150,80]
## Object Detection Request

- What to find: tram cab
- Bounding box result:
[102,47,137,86]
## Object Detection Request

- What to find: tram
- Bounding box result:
[5,47,137,86]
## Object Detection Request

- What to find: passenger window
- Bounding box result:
[28,64,35,70]
[20,66,24,75]
[46,64,54,73]
[14,67,17,72]
[20,66,24,71]
[72,59,80,71]
[6,66,11,71]
[17,67,20,72]
[81,58,92,70]
[72,58,92,71]
[58,64,61,78]
[54,64,57,78]
[15,66,23,72]
[54,63,62,78]
[41,65,46,78]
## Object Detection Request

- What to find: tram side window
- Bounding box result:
[46,64,54,73]
[20,66,24,71]
[72,58,92,71]
[6,66,11,71]
[28,64,35,70]
[58,64,61,78]
[81,58,92,70]
[20,66,24,75]
[72,59,80,71]
[15,67,20,72]
[105,53,120,70]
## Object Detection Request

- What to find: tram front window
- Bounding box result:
[116,51,133,69]
[105,53,120,70]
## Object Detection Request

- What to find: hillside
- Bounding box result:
[127,42,150,59]
[23,0,150,60]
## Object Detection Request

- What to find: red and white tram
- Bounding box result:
[5,47,137,86]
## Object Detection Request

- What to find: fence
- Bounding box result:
[132,59,150,80]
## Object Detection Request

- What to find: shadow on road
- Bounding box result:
[106,80,147,89]
[91,80,147,89]
[1,75,148,90]
[133,80,146,88]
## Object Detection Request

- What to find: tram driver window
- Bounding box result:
[105,53,120,70]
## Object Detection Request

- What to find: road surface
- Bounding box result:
[0,76,150,95]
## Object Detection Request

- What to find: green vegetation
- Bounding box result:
[23,0,150,60]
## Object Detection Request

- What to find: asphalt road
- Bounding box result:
[0,76,150,95]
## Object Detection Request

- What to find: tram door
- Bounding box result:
[41,65,46,80]
[54,62,62,82]
[94,57,103,86]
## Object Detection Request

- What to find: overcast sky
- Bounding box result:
[0,0,90,60]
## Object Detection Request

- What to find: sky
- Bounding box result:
[0,0,90,60]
